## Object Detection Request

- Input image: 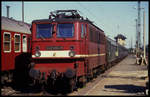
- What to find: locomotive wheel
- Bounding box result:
[69,78,77,92]
[93,69,97,78]
[78,76,87,88]
[33,79,42,90]
[87,71,94,82]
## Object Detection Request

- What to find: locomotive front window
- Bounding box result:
[57,23,74,38]
[36,24,52,38]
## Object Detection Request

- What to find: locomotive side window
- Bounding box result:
[3,32,11,52]
[22,35,27,52]
[57,23,74,38]
[89,27,93,42]
[14,34,21,52]
[36,24,52,38]
[85,24,87,35]
[81,24,84,38]
[89,26,99,43]
[98,33,100,44]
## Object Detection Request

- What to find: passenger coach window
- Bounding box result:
[36,24,52,38]
[57,23,74,38]
[22,35,27,52]
[14,34,21,52]
[3,32,11,52]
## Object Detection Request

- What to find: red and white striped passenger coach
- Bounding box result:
[1,16,31,84]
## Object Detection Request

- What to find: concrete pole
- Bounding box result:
[135,19,138,57]
[137,1,141,50]
[143,10,146,59]
[141,10,147,65]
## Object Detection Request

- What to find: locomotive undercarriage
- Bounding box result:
[29,58,110,92]
[29,68,78,92]
[29,59,80,92]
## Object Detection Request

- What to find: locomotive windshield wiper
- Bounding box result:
[39,34,45,40]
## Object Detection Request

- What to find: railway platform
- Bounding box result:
[70,55,149,96]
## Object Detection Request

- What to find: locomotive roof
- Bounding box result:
[1,16,31,34]
[32,18,104,33]
[32,10,104,33]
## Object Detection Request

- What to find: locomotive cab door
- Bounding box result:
[80,24,88,53]
[80,23,88,75]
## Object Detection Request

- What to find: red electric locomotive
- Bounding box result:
[29,10,106,91]
[1,16,31,84]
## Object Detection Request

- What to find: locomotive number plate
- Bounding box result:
[46,46,63,50]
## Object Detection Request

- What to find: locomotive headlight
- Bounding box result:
[70,46,75,50]
[69,51,75,57]
[35,51,41,57]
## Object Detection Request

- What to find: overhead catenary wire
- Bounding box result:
[77,2,116,39]
[77,2,103,27]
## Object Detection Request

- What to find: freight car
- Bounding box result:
[29,10,128,92]
[1,16,31,85]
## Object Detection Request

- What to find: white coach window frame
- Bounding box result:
[3,32,11,53]
[14,34,21,52]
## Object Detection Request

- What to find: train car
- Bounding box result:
[118,44,128,60]
[106,37,118,66]
[106,37,128,68]
[1,16,31,84]
[29,10,106,91]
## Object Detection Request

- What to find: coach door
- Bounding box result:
[2,32,14,71]
[22,35,27,52]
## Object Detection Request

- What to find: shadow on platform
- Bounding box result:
[104,84,146,94]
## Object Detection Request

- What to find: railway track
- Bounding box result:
[1,86,54,96]
[1,81,70,96]
[1,86,19,96]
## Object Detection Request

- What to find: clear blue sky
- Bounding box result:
[1,1,149,48]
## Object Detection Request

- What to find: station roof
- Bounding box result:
[114,34,127,40]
